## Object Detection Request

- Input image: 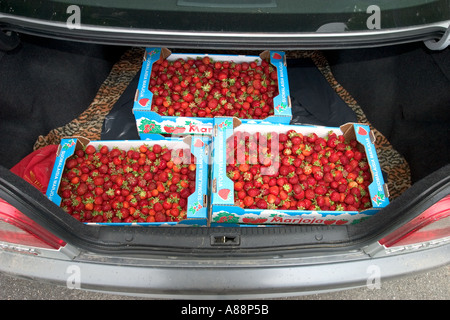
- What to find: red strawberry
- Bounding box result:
[85,145,96,155]
[313,171,324,181]
[256,199,268,209]
[61,189,72,199]
[182,91,194,102]
[155,212,167,222]
[330,191,341,202]
[93,177,104,186]
[207,98,218,109]
[247,188,259,197]
[305,189,315,200]
[243,196,254,207]
[344,194,355,205]
[66,158,78,169]
[76,183,88,195]
[314,185,327,196]
[152,144,162,154]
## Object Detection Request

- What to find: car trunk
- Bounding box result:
[0,34,449,255]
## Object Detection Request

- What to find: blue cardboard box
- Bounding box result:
[133,47,291,138]
[210,118,389,226]
[46,135,209,226]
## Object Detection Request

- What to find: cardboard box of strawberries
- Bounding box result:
[46,136,209,226]
[133,47,291,138]
[210,118,389,226]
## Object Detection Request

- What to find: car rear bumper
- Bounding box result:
[0,242,448,299]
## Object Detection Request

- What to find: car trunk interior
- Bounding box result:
[0,33,449,255]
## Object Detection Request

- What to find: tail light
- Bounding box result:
[379,195,450,248]
[0,198,66,250]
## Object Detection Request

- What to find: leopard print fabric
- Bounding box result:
[33,47,145,150]
[33,48,411,199]
[286,50,411,199]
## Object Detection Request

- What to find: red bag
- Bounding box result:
[10,145,59,193]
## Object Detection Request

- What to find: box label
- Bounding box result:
[212,207,376,226]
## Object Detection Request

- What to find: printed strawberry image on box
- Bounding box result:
[46,135,209,226]
[133,47,291,138]
[210,118,389,226]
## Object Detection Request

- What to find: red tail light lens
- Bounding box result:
[379,195,450,248]
[0,199,66,250]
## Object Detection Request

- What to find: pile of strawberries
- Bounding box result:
[58,144,196,223]
[225,130,373,212]
[149,56,278,119]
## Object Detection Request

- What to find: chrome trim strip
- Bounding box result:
[1,13,449,49]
